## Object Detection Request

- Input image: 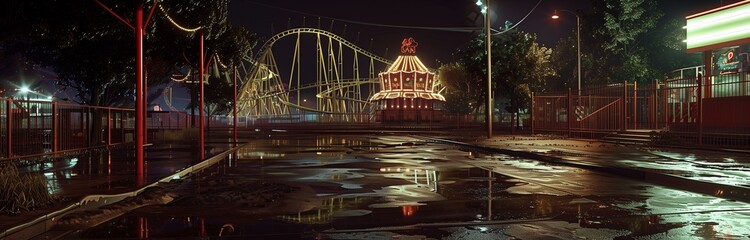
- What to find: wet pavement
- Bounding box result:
[436,134,750,199]
[0,130,240,237]
[30,133,750,239]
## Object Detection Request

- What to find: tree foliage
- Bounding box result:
[0,0,256,107]
[551,0,700,88]
[447,31,553,121]
[438,63,478,114]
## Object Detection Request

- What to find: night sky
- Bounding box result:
[228,0,742,66]
[160,0,745,110]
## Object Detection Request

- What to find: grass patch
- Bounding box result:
[0,163,56,215]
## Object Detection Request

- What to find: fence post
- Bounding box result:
[568,88,572,137]
[6,99,12,158]
[623,81,628,131]
[531,92,535,135]
[698,72,703,145]
[52,102,58,153]
[108,108,112,146]
[633,81,637,130]
[663,78,668,129]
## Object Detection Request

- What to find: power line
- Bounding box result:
[246,0,544,35]
[493,0,544,35]
[247,1,481,33]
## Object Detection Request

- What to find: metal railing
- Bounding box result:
[532,70,750,147]
[1,99,135,160]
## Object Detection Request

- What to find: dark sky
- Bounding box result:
[228,0,743,66]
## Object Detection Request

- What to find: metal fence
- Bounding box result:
[1,99,136,160]
[532,70,750,147]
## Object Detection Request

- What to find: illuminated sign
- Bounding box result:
[715,48,739,73]
[401,37,418,54]
[685,0,750,53]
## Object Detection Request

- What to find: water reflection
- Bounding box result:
[401,205,419,217]
[379,167,439,192]
[70,134,750,239]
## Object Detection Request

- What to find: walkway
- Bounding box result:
[434,132,750,202]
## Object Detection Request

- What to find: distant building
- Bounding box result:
[370,38,445,122]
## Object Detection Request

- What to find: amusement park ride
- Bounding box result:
[165,28,445,123]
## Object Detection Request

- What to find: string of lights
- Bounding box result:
[215,53,229,69]
[158,3,202,32]
[170,69,191,82]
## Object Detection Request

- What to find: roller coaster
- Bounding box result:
[235,27,395,122]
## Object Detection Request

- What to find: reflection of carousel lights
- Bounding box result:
[401,205,419,217]
[379,167,422,173]
[279,197,362,224]
[380,168,439,192]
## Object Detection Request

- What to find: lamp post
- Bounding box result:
[552,10,581,96]
[477,0,492,138]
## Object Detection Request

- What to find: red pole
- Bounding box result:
[233,66,238,146]
[135,3,145,185]
[199,32,205,161]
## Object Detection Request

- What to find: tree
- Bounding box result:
[491,31,554,128]
[552,0,699,87]
[446,30,553,128]
[437,63,480,114]
[549,36,577,91]
[451,34,493,115]
[1,0,256,145]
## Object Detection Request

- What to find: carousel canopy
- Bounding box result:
[370,38,445,101]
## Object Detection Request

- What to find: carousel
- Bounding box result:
[370,37,445,122]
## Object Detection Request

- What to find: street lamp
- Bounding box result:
[477,0,492,138]
[552,9,581,96]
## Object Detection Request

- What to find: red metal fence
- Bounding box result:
[1,99,136,160]
[532,70,750,147]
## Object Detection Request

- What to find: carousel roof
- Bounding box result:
[386,55,430,73]
[369,38,445,102]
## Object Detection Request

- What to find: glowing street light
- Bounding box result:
[19,86,30,94]
[552,9,581,96]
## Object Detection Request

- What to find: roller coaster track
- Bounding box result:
[236,28,394,121]
[257,28,393,66]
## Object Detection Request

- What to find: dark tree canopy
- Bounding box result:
[551,0,701,89]
[0,0,256,108]
[438,62,479,114]
[442,30,553,122]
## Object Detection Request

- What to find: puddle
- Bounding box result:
[66,134,750,239]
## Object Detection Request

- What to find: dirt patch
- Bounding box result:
[55,186,175,229]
